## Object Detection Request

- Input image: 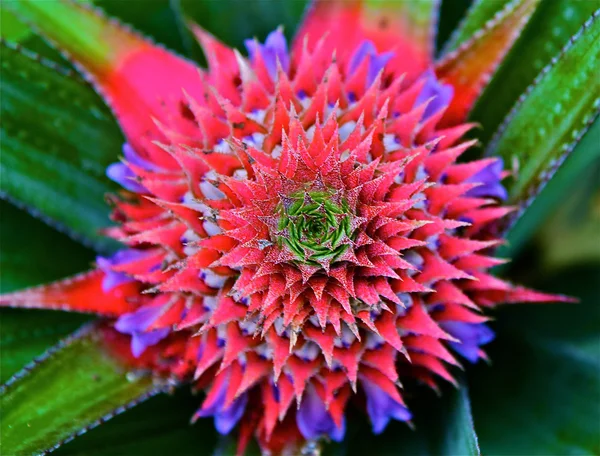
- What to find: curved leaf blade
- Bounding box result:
[0,309,89,384]
[0,325,165,455]
[53,390,219,456]
[0,42,123,252]
[499,119,600,259]
[473,0,599,144]
[442,0,510,53]
[436,0,541,124]
[0,200,95,293]
[485,11,600,226]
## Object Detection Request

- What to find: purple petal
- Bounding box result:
[106,162,146,193]
[347,40,395,87]
[361,378,411,434]
[197,380,248,434]
[97,249,150,292]
[115,305,170,358]
[100,270,131,292]
[245,28,289,79]
[296,385,345,442]
[441,322,495,363]
[130,328,169,358]
[115,305,164,335]
[348,41,377,73]
[122,143,161,171]
[465,159,508,200]
[215,394,248,435]
[367,52,394,87]
[414,70,454,120]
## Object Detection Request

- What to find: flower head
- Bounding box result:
[1,0,576,454]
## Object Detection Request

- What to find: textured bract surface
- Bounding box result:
[1,0,596,455]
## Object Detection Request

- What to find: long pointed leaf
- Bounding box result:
[499,118,600,260]
[1,325,166,455]
[442,0,510,53]
[472,1,599,144]
[436,0,541,124]
[7,0,204,161]
[485,11,600,228]
[53,391,220,456]
[0,42,122,252]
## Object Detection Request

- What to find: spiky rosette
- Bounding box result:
[1,8,573,455]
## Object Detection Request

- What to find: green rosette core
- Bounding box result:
[276,191,355,266]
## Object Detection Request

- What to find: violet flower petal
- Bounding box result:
[214,393,249,435]
[465,159,508,200]
[296,385,345,442]
[97,249,150,292]
[442,321,495,363]
[115,305,171,358]
[361,378,411,434]
[414,69,454,120]
[130,328,170,358]
[348,41,377,73]
[197,380,248,434]
[106,162,147,193]
[122,143,162,171]
[347,40,394,87]
[245,28,289,79]
[114,305,164,334]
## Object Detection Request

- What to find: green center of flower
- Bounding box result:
[277,191,354,266]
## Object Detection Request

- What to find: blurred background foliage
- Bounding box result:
[1,0,598,454]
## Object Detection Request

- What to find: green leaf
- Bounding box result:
[1,309,89,384]
[1,325,164,455]
[535,161,600,270]
[473,0,599,144]
[0,200,95,382]
[484,11,600,220]
[53,390,219,456]
[469,266,600,455]
[0,200,95,293]
[498,118,600,260]
[435,0,473,53]
[0,42,123,252]
[331,380,479,456]
[96,0,190,57]
[443,0,510,53]
[0,6,32,41]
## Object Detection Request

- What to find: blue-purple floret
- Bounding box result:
[465,158,508,200]
[441,321,495,363]
[347,40,394,87]
[195,381,249,435]
[106,143,162,193]
[96,248,147,292]
[114,305,170,357]
[245,28,290,79]
[361,378,411,434]
[414,69,454,121]
[296,385,345,442]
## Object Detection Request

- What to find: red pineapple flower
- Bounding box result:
[1,0,574,454]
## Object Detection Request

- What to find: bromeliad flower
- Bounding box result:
[1,0,598,455]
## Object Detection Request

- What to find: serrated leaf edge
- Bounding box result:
[0,323,174,454]
[484,9,600,230]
